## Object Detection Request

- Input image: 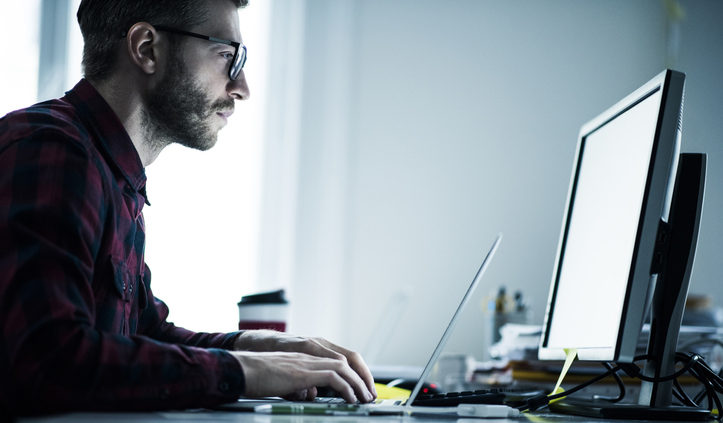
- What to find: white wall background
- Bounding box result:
[260,0,723,367]
[144,2,272,333]
[4,0,720,367]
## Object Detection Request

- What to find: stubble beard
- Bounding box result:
[143,50,234,152]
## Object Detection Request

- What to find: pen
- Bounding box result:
[254,404,369,416]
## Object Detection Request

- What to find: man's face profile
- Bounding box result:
[142,0,245,152]
[144,47,235,152]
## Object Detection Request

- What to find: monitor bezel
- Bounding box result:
[539,70,685,362]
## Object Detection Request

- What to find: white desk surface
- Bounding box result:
[17,410,712,423]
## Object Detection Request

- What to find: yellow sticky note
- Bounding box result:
[549,348,577,403]
[374,383,411,400]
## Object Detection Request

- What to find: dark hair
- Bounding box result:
[77,0,247,82]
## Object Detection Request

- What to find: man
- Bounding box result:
[0,0,376,415]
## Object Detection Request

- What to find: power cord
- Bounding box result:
[518,362,624,412]
[517,352,722,420]
[592,362,626,403]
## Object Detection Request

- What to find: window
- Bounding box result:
[2,1,271,333]
[0,0,42,115]
[143,3,271,332]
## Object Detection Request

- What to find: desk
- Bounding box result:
[17,410,711,423]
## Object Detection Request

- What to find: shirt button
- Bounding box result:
[219,382,229,392]
[160,388,170,400]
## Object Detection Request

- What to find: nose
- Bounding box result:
[228,70,250,101]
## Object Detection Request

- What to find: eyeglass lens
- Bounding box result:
[230,45,246,80]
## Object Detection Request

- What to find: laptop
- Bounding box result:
[219,234,505,416]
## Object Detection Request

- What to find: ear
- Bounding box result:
[125,22,161,75]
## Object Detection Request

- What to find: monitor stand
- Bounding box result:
[551,153,711,421]
[549,397,712,420]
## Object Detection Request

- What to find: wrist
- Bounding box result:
[233,331,250,350]
[233,329,283,351]
[229,351,265,397]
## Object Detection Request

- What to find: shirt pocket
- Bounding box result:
[111,257,135,335]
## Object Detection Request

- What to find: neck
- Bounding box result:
[89,77,168,167]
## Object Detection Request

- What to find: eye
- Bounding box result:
[220,51,234,61]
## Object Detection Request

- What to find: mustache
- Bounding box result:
[211,99,235,113]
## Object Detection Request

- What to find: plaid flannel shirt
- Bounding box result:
[0,79,245,415]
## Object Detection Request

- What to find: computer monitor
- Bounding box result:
[538,69,709,419]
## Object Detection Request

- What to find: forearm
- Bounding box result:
[6,320,244,414]
[150,319,241,350]
[138,293,242,349]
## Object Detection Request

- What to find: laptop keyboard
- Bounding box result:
[313,386,546,407]
[313,396,349,404]
[411,390,505,406]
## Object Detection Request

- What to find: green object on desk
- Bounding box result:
[254,403,368,415]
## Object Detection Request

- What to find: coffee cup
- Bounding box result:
[237,289,289,331]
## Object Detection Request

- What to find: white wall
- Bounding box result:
[144,3,272,333]
[261,0,723,367]
[673,0,723,315]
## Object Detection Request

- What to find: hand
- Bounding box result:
[231,350,375,403]
[233,330,377,400]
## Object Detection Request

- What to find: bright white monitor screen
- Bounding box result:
[544,89,665,358]
[540,70,685,363]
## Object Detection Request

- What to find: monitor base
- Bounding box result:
[549,397,712,421]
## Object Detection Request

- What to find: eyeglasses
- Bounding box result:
[153,25,247,81]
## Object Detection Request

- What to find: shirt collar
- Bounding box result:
[64,79,149,204]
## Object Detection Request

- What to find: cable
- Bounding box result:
[517,363,623,412]
[592,362,625,403]
[518,351,723,420]
[633,352,721,420]
[630,353,702,382]
[672,378,696,407]
[686,362,722,418]
[546,365,622,402]
[692,365,723,415]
